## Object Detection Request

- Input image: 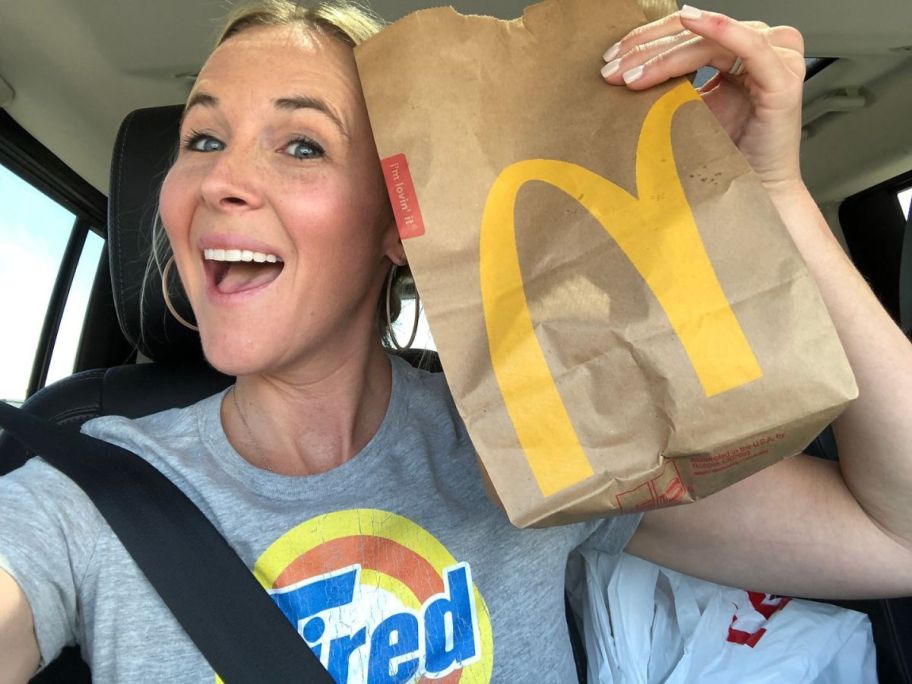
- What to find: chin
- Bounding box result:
[198,328,281,378]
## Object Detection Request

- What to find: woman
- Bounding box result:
[2,0,911,681]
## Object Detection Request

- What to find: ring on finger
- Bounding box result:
[728,55,746,77]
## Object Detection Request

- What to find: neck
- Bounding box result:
[222,341,393,476]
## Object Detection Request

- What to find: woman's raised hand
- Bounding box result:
[601,5,807,195]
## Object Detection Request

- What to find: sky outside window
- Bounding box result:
[47,231,104,386]
[0,164,88,404]
[392,298,435,351]
[899,187,912,220]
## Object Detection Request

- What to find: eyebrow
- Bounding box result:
[181,92,218,127]
[274,95,350,139]
[181,92,350,139]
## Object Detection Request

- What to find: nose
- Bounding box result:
[198,143,264,213]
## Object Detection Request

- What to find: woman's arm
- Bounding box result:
[630,180,912,600]
[608,7,912,597]
[0,569,39,684]
[771,181,912,550]
[627,182,912,599]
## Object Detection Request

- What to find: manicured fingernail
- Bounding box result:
[680,5,702,20]
[622,65,644,84]
[603,42,620,62]
[601,58,622,78]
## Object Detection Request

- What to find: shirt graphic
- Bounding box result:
[231,509,494,683]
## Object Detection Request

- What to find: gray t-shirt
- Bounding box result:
[0,355,641,682]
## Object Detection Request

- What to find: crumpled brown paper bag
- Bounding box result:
[355,0,858,527]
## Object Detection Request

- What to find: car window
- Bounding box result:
[0,163,102,405]
[46,231,104,385]
[393,298,436,351]
[899,187,912,220]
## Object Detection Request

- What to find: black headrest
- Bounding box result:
[108,105,203,362]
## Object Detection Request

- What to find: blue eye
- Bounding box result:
[183,132,224,153]
[284,138,324,160]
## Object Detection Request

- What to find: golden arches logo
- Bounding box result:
[479,82,763,497]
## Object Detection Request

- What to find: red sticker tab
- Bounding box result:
[381,154,425,239]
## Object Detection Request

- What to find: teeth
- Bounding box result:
[204,248,283,263]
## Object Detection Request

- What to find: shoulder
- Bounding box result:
[0,457,107,617]
[392,355,469,444]
[0,457,98,517]
[80,391,223,456]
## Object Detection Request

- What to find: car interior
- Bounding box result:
[0,0,910,682]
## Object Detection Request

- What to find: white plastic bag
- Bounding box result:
[571,550,877,683]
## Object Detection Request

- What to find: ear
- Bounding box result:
[382,219,408,266]
[387,241,407,267]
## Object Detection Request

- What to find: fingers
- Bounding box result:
[680,9,802,91]
[601,32,701,80]
[603,34,723,87]
[608,12,688,57]
[766,25,804,54]
[602,6,805,92]
[773,45,808,81]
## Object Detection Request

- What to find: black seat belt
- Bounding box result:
[900,213,912,338]
[0,401,333,684]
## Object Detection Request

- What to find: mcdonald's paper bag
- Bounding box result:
[355,0,858,527]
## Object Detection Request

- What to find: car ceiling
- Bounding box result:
[0,0,910,208]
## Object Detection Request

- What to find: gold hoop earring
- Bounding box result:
[385,265,420,351]
[161,256,199,332]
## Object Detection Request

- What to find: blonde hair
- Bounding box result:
[146,1,416,349]
[217,0,383,47]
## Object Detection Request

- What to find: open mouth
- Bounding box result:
[203,248,284,295]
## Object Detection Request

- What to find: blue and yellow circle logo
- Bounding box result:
[238,509,493,682]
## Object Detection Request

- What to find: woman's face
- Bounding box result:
[160,25,401,377]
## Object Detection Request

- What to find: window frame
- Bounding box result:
[0,110,112,399]
[26,217,90,396]
[838,167,912,326]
